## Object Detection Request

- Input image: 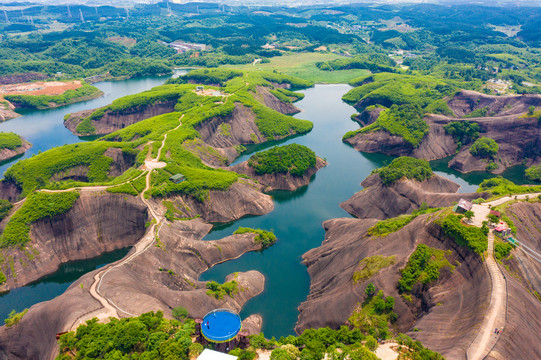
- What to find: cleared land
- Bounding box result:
[224,52,371,84]
[0,80,83,97]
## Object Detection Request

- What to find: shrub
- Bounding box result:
[205,280,239,299]
[494,241,514,260]
[525,164,541,182]
[1,191,79,247]
[0,199,13,221]
[398,244,455,293]
[439,214,488,255]
[172,306,189,320]
[478,177,541,195]
[248,144,316,177]
[470,137,498,159]
[4,309,28,327]
[353,256,396,284]
[443,121,480,148]
[0,132,23,150]
[373,156,433,186]
[233,227,277,248]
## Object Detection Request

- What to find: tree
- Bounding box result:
[365,283,375,297]
[469,137,499,159]
[487,214,499,224]
[464,211,474,221]
[528,105,535,115]
[172,306,189,320]
[365,335,378,351]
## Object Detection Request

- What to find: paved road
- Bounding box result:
[466,193,541,359]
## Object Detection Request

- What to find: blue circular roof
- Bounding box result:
[201,309,242,342]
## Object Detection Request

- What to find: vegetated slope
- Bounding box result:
[297,213,491,359]
[343,73,541,173]
[231,143,327,192]
[0,192,148,291]
[0,132,31,163]
[64,69,307,137]
[0,219,269,359]
[340,157,489,219]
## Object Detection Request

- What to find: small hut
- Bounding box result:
[453,198,473,214]
[170,174,185,184]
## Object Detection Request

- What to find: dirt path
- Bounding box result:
[466,193,540,359]
[67,115,183,329]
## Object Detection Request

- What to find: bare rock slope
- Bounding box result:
[345,91,541,173]
[341,173,488,220]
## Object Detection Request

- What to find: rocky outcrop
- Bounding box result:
[340,173,489,220]
[0,192,148,291]
[448,90,541,118]
[183,138,239,167]
[352,107,385,127]
[49,147,135,182]
[296,215,491,359]
[0,140,31,163]
[0,108,19,122]
[0,219,267,359]
[0,180,22,202]
[229,157,327,192]
[196,103,266,148]
[64,100,177,136]
[155,180,274,223]
[254,86,300,115]
[345,91,541,173]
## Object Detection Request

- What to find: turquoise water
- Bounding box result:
[0,71,187,319]
[200,84,392,338]
[0,247,130,322]
[0,70,188,177]
[0,80,533,333]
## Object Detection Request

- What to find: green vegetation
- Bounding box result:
[469,137,499,159]
[463,107,489,118]
[316,54,396,73]
[3,141,133,196]
[0,199,13,222]
[205,280,239,300]
[0,191,79,247]
[56,311,195,360]
[367,206,441,237]
[107,183,138,196]
[248,144,316,177]
[525,164,541,182]
[494,240,514,260]
[478,177,541,196]
[0,132,24,150]
[444,121,480,149]
[183,68,243,86]
[372,157,433,186]
[4,82,101,110]
[439,214,488,255]
[353,255,396,284]
[344,104,429,147]
[233,227,277,249]
[348,290,397,339]
[398,244,455,293]
[4,309,28,327]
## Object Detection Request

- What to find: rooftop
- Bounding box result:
[197,349,238,360]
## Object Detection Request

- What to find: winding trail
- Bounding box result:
[466,192,541,360]
[68,115,183,330]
